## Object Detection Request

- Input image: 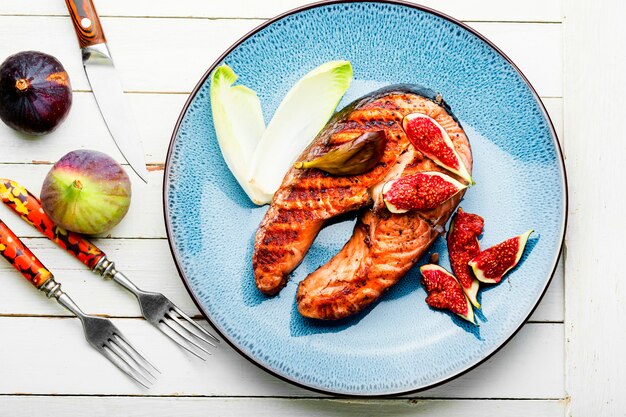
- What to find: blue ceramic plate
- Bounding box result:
[164,0,566,396]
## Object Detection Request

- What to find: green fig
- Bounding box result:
[40,150,131,235]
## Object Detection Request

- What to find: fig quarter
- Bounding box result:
[420,264,475,324]
[402,113,472,184]
[469,230,534,284]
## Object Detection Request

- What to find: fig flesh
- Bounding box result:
[0,51,72,135]
[402,113,472,183]
[41,150,131,235]
[382,171,467,213]
[420,264,475,324]
[447,208,484,308]
[469,230,533,284]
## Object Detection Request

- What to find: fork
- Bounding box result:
[0,219,157,387]
[0,178,219,358]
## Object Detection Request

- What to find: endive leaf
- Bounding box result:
[248,61,353,203]
[210,64,267,203]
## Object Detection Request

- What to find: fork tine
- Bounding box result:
[112,332,160,374]
[111,334,160,378]
[167,312,217,348]
[158,321,206,360]
[102,345,151,388]
[164,313,214,353]
[161,318,212,356]
[172,305,220,344]
[107,338,156,383]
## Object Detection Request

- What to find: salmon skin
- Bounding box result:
[252,84,472,319]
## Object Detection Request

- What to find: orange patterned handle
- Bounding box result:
[0,179,105,270]
[0,220,53,288]
[65,0,106,48]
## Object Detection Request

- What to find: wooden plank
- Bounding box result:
[0,16,260,93]
[0,0,564,22]
[0,93,187,165]
[0,237,563,322]
[0,397,566,417]
[0,166,166,239]
[0,17,562,96]
[0,95,563,166]
[563,0,626,415]
[0,238,200,317]
[0,319,563,398]
[531,255,564,322]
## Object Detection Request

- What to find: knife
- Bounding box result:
[65,0,149,183]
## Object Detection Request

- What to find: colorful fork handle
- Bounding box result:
[0,220,53,288]
[0,179,105,270]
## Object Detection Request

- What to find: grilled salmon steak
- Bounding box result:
[252,85,472,319]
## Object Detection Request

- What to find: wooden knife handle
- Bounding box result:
[0,179,105,270]
[65,0,107,48]
[0,220,53,288]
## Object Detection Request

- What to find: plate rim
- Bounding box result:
[162,0,568,397]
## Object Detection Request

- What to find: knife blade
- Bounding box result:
[65,0,149,183]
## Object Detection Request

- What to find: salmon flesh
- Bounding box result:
[252,85,472,320]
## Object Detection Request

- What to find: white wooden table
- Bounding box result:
[0,1,621,416]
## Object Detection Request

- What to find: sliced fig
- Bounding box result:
[402,113,472,183]
[420,264,475,324]
[469,230,534,284]
[382,171,467,213]
[447,208,484,308]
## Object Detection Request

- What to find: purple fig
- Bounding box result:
[469,230,533,284]
[420,264,475,324]
[447,208,484,308]
[41,150,131,235]
[0,51,72,135]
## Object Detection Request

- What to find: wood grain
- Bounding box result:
[0,92,186,165]
[0,318,563,398]
[0,18,562,96]
[0,166,165,239]
[0,0,564,22]
[0,397,566,417]
[0,0,567,410]
[564,0,626,415]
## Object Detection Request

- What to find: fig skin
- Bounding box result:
[41,150,131,235]
[0,51,72,135]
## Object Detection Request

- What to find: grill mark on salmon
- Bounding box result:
[253,85,472,317]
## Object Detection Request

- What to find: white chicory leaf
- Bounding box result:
[210,64,267,203]
[247,60,353,203]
